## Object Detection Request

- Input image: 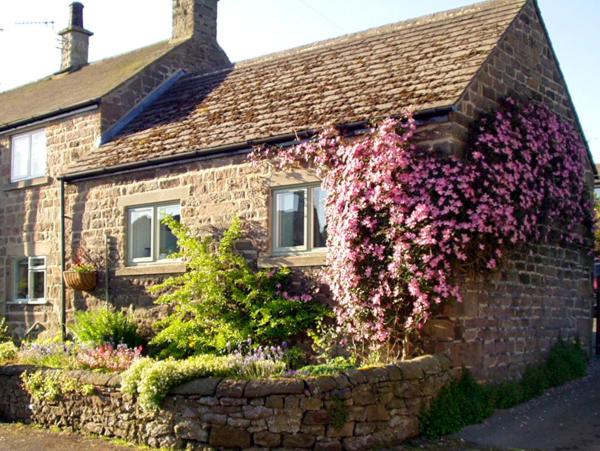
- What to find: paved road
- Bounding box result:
[0,422,138,451]
[456,358,600,451]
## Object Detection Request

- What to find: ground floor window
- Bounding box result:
[127,203,181,264]
[272,185,327,253]
[13,256,46,303]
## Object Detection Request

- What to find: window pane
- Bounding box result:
[130,208,153,260]
[158,204,181,259]
[30,131,47,177]
[275,190,305,248]
[15,258,28,299]
[12,135,29,180]
[31,271,45,300]
[312,187,328,248]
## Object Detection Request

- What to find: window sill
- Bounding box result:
[258,252,327,268]
[115,262,186,277]
[3,176,52,191]
[6,301,47,306]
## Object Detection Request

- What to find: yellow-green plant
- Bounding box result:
[149,217,329,358]
[21,370,80,402]
[0,341,17,365]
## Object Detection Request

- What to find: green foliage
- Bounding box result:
[299,356,356,376]
[420,370,492,438]
[0,317,10,342]
[0,341,17,365]
[70,306,143,348]
[17,340,79,369]
[546,338,588,386]
[420,339,590,438]
[520,365,549,400]
[21,370,81,402]
[328,394,349,429]
[149,217,329,358]
[282,346,307,370]
[121,354,286,411]
[485,381,524,410]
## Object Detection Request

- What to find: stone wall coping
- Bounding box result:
[0,353,451,396]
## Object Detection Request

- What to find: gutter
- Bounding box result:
[60,105,454,183]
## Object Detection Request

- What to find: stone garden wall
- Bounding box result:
[0,354,452,450]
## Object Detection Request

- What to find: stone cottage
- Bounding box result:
[0,0,594,380]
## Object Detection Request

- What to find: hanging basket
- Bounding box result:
[63,270,97,292]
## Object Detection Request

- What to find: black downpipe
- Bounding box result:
[60,178,66,340]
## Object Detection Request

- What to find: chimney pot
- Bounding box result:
[58,2,93,72]
[70,2,84,28]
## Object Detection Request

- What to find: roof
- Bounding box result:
[71,0,528,175]
[0,40,180,130]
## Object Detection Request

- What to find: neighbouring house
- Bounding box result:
[0,0,594,380]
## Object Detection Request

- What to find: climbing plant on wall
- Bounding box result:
[249,98,592,359]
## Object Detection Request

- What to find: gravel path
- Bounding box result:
[0,422,140,451]
[456,358,600,450]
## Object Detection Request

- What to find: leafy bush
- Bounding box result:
[149,217,330,358]
[17,341,78,369]
[420,339,589,438]
[122,352,287,411]
[21,370,81,402]
[420,370,491,438]
[70,306,143,348]
[76,343,143,372]
[0,318,10,342]
[298,356,356,376]
[0,341,17,365]
[546,339,588,386]
[485,381,524,410]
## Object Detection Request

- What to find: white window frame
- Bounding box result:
[10,129,47,182]
[127,202,180,266]
[272,184,327,254]
[11,256,47,304]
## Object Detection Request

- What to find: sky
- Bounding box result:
[0,0,598,161]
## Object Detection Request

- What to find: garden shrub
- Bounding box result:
[298,356,356,376]
[21,370,81,402]
[70,306,143,348]
[149,217,330,358]
[0,341,17,365]
[420,339,589,438]
[420,370,491,438]
[122,352,286,411]
[546,339,588,386]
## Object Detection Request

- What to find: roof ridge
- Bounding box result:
[0,39,178,96]
[230,0,527,69]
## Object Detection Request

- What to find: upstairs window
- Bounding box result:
[13,257,46,304]
[272,185,327,253]
[11,129,47,182]
[127,203,181,265]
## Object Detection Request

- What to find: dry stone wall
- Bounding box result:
[0,354,452,450]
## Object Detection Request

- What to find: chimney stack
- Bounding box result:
[58,2,93,72]
[172,0,219,42]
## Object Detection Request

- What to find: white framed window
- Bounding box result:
[12,257,46,304]
[127,203,181,265]
[11,129,47,182]
[272,185,327,254]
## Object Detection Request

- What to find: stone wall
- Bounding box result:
[0,354,452,450]
[0,110,102,337]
